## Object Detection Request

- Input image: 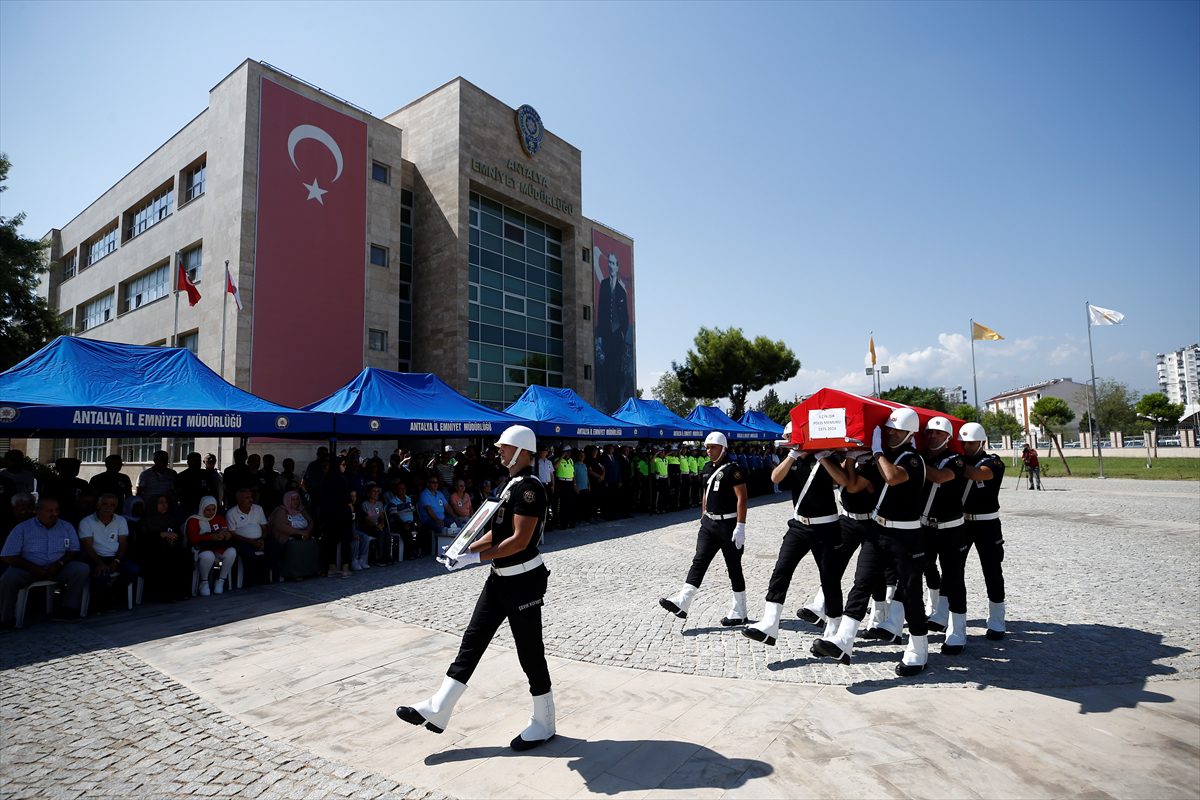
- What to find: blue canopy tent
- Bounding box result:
[738,410,786,439]
[0,336,333,437]
[686,405,764,441]
[304,368,525,437]
[611,398,705,440]
[505,386,641,439]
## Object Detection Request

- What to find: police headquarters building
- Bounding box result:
[31,60,637,468]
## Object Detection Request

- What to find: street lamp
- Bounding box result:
[865,364,889,397]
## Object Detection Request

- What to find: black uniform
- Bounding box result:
[843,446,928,635]
[827,457,892,605]
[921,450,968,614]
[764,455,843,616]
[684,458,747,592]
[962,450,1006,605]
[447,467,551,696]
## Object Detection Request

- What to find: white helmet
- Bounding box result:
[959,422,987,442]
[775,421,793,448]
[885,408,920,433]
[497,424,537,468]
[704,431,728,449]
[925,416,954,450]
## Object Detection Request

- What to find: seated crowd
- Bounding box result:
[0,439,785,626]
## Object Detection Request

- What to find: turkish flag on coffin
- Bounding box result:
[788,389,965,452]
[252,78,367,408]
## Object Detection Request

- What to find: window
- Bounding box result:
[183,160,206,203]
[52,439,68,461]
[178,330,198,354]
[80,292,114,331]
[582,247,590,263]
[182,244,202,282]
[582,305,591,321]
[124,183,174,241]
[397,189,414,369]
[121,262,171,313]
[584,365,593,380]
[83,224,118,268]
[171,437,196,463]
[60,252,77,280]
[369,329,388,352]
[370,244,389,267]
[372,161,390,184]
[76,437,107,464]
[119,436,160,464]
[59,310,74,331]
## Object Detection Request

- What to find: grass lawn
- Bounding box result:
[1036,457,1200,481]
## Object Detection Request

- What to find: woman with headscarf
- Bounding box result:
[268,490,321,580]
[139,495,194,602]
[185,496,237,596]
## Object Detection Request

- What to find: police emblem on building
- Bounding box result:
[515,105,544,156]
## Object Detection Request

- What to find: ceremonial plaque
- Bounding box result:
[443,499,501,560]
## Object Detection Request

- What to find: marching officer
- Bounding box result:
[396,424,555,751]
[659,432,749,627]
[959,422,1008,640]
[813,408,931,676]
[919,417,969,654]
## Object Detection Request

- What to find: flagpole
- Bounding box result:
[218,259,230,470]
[172,250,181,347]
[1085,301,1106,478]
[970,319,980,415]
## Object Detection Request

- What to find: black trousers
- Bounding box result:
[654,477,669,513]
[964,519,1005,603]
[844,524,928,636]
[685,517,745,592]
[764,519,843,617]
[924,524,969,613]
[447,565,551,695]
[826,517,891,604]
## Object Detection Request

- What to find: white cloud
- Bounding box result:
[1047,342,1079,365]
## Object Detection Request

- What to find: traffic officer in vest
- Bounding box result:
[918,417,969,654]
[959,422,1008,641]
[396,424,555,751]
[652,446,669,514]
[659,432,750,627]
[553,447,575,530]
[813,408,931,676]
[743,437,846,647]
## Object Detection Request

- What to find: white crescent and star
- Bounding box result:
[287,124,343,205]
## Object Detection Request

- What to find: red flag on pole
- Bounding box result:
[225,262,243,311]
[177,253,201,306]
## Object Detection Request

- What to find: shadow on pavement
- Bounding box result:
[842,619,1186,713]
[424,735,772,794]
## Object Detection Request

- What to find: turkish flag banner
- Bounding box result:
[177,254,201,306]
[252,78,367,407]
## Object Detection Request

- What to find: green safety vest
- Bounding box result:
[680,456,693,475]
[554,458,574,480]
[636,458,650,476]
[653,457,669,477]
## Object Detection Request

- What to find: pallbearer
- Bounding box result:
[959,422,1008,641]
[659,432,750,626]
[396,424,555,751]
[918,417,969,654]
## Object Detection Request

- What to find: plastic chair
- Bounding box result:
[191,552,244,596]
[15,579,91,628]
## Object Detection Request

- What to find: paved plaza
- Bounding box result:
[2,476,1198,798]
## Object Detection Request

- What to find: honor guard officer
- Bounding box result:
[659,432,750,627]
[814,408,931,676]
[744,440,847,647]
[918,417,969,654]
[959,422,1008,640]
[396,424,555,751]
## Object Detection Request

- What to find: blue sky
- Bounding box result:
[2,0,1197,406]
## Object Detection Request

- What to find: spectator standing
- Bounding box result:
[136,450,177,500]
[89,455,133,510]
[177,453,219,514]
[221,449,255,509]
[318,457,353,578]
[0,497,91,624]
[0,450,37,495]
[51,458,90,525]
[256,454,285,514]
[1021,445,1044,491]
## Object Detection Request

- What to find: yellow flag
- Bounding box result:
[869,334,877,366]
[972,321,1003,341]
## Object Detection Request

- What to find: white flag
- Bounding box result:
[1088,304,1124,326]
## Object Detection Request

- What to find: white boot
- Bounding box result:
[659,584,698,619]
[885,584,897,605]
[942,612,967,655]
[867,599,887,631]
[986,601,1006,640]
[721,591,748,626]
[811,615,842,657]
[813,616,859,664]
[798,587,826,625]
[870,594,906,643]
[510,691,556,751]
[396,676,468,733]
[742,601,783,646]
[896,634,929,676]
[927,592,949,632]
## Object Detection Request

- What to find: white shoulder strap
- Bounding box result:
[793,459,823,514]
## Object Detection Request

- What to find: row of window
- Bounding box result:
[52,436,197,465]
[70,245,203,333]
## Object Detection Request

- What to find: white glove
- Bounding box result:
[788,446,804,460]
[812,450,833,461]
[437,551,480,571]
[871,426,884,455]
[732,522,746,550]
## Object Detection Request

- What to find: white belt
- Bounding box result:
[871,513,921,530]
[491,554,544,577]
[794,513,840,526]
[921,516,964,530]
[704,511,738,521]
[841,511,871,521]
[964,512,1001,521]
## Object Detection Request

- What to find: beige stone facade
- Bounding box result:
[28,62,633,477]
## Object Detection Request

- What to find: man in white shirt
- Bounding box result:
[227,487,268,585]
[78,493,139,611]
